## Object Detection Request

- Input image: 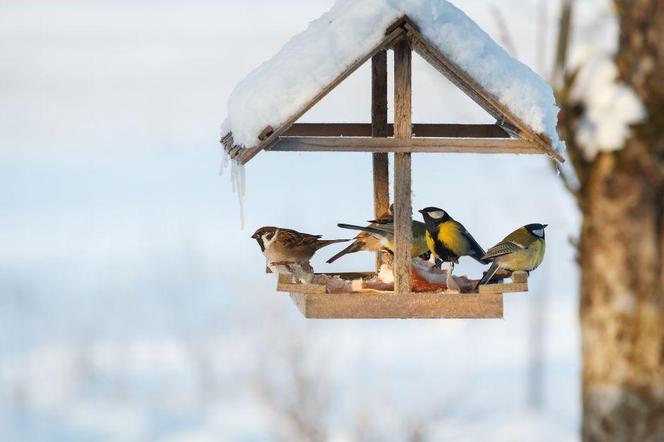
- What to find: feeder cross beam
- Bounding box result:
[372,50,390,271]
[393,38,413,296]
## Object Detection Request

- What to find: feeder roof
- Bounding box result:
[221,0,565,164]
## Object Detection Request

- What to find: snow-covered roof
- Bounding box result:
[221,0,565,163]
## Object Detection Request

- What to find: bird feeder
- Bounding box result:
[221,10,563,319]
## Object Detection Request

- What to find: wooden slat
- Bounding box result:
[288,291,504,319]
[403,22,564,162]
[282,123,510,138]
[512,271,529,283]
[479,271,529,294]
[269,136,545,154]
[393,37,413,296]
[480,281,528,295]
[317,272,376,280]
[372,52,389,139]
[238,26,407,165]
[372,51,390,272]
[277,275,327,295]
[277,272,376,295]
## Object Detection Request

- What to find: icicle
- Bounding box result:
[233,160,246,230]
[220,148,230,176]
[220,140,247,230]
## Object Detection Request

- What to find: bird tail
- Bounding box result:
[337,223,390,237]
[315,238,349,250]
[478,262,501,286]
[470,250,490,265]
[326,241,365,264]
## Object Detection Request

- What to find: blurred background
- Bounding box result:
[1,0,651,441]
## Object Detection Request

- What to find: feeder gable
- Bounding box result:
[221,1,565,164]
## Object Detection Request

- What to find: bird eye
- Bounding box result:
[266,232,274,240]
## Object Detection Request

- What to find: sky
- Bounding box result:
[0,0,613,440]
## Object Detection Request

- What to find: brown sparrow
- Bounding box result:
[251,227,348,273]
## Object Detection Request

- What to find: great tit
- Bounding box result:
[336,220,429,259]
[418,207,487,274]
[252,227,348,271]
[478,223,547,286]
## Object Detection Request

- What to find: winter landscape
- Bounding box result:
[2,0,661,441]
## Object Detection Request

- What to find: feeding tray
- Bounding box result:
[276,271,528,319]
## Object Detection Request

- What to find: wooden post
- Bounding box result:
[372,50,389,271]
[393,38,412,295]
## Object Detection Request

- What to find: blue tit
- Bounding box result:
[478,223,547,285]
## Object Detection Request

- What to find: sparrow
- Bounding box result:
[251,227,348,272]
[335,220,429,259]
[327,208,393,264]
[478,224,547,286]
[419,207,487,275]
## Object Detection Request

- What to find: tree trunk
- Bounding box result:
[580,1,664,441]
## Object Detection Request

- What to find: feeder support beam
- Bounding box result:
[372,50,390,271]
[393,38,413,296]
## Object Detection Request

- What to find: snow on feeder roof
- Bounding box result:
[220,0,565,164]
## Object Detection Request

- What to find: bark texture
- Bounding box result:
[569,1,664,440]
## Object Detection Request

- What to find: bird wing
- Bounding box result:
[279,229,322,248]
[482,241,523,260]
[457,222,487,263]
[367,214,394,225]
[337,223,394,239]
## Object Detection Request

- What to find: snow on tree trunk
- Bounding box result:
[573,1,664,440]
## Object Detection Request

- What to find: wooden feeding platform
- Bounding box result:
[222,15,561,319]
[276,271,529,319]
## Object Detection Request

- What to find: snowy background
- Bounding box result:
[1,0,616,440]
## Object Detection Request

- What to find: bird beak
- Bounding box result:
[418,209,425,214]
[251,233,258,239]
[543,224,549,229]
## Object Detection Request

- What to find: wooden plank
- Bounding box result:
[288,291,504,319]
[393,37,413,296]
[238,26,407,165]
[269,136,544,154]
[479,271,529,294]
[403,23,564,162]
[480,281,528,295]
[372,50,390,272]
[277,272,375,294]
[316,272,375,280]
[385,15,420,35]
[282,123,510,138]
[372,51,389,139]
[277,280,327,295]
[512,271,529,283]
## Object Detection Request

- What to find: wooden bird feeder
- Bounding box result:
[221,16,562,319]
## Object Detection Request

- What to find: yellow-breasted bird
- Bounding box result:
[335,220,429,259]
[478,223,547,285]
[327,209,393,264]
[419,207,488,273]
